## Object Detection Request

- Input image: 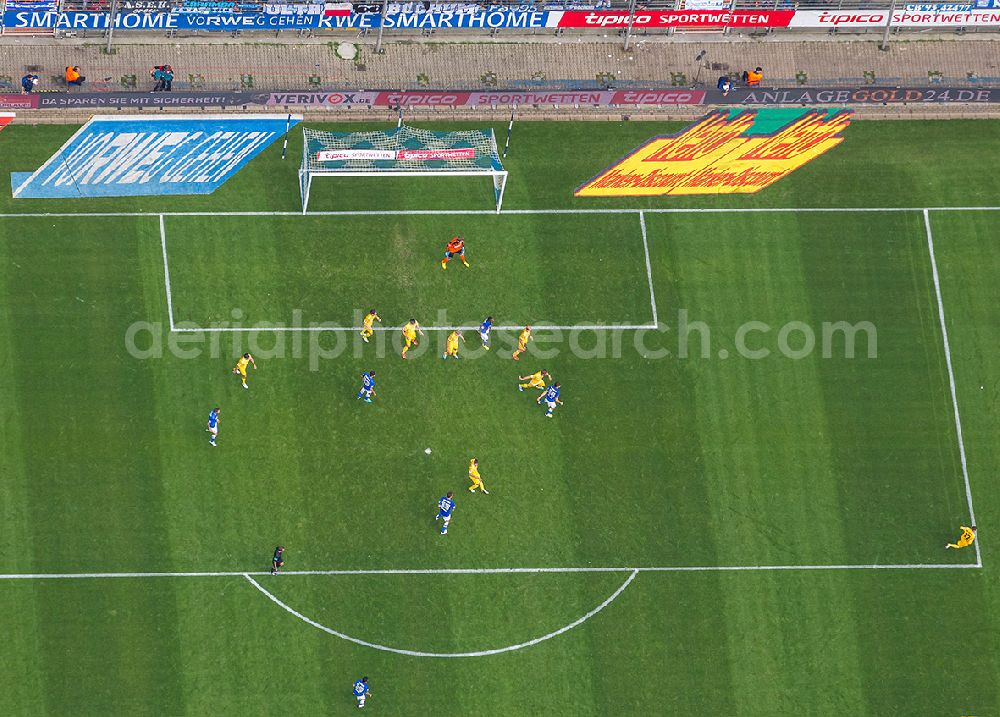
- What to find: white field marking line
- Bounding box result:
[638,210,658,327]
[923,209,982,567]
[159,214,175,331]
[243,570,639,658]
[169,324,658,333]
[159,215,656,333]
[3,206,1000,219]
[0,562,980,580]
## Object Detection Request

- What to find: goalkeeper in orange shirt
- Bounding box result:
[441,235,470,270]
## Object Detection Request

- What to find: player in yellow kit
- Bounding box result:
[512,326,532,361]
[518,369,549,392]
[946,525,976,549]
[231,352,256,389]
[442,330,465,359]
[468,458,488,494]
[360,309,381,343]
[401,318,425,359]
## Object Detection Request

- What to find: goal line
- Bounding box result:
[0,562,980,581]
[1,206,999,219]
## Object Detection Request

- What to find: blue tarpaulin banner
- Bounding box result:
[11,114,301,198]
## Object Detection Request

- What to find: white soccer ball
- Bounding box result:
[425,447,432,454]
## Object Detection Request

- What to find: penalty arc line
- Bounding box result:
[243,570,639,658]
[923,209,981,567]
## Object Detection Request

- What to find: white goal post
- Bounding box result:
[299,124,508,214]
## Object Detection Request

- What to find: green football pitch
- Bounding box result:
[1,120,999,715]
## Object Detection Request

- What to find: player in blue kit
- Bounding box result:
[352,676,370,709]
[479,315,493,350]
[206,406,220,446]
[356,371,376,403]
[435,492,455,535]
[537,382,563,418]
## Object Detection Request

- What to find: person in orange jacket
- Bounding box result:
[65,66,86,87]
[746,66,763,87]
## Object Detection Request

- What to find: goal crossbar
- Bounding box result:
[299,124,508,214]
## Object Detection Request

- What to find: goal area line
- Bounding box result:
[169,324,659,333]
[159,211,660,333]
[0,562,980,581]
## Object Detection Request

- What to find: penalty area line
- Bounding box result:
[923,209,982,567]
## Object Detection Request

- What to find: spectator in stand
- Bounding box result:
[65,66,86,87]
[151,66,164,92]
[151,65,174,92]
[717,76,732,96]
[21,73,39,94]
[745,67,763,87]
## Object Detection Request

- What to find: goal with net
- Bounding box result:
[299,124,508,214]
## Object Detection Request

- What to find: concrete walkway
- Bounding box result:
[2,35,999,93]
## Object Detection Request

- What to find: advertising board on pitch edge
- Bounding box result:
[11,114,301,199]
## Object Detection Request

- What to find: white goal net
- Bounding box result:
[299,124,508,213]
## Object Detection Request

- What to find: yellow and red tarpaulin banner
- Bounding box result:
[575,108,852,197]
